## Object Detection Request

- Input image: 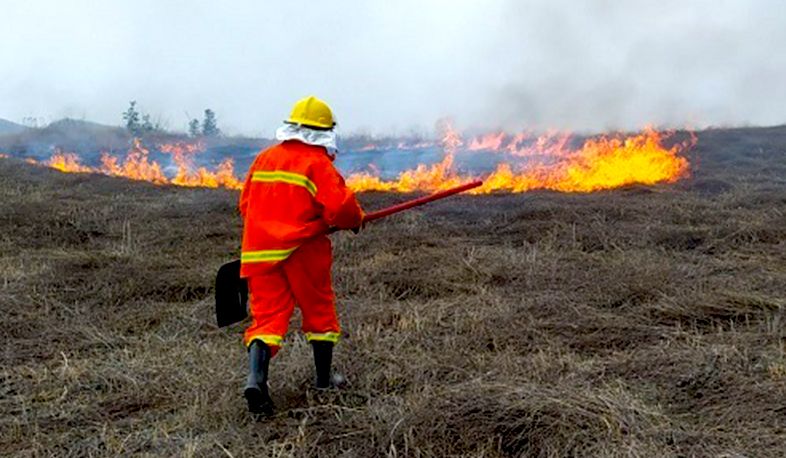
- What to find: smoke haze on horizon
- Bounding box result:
[1,0,783,136]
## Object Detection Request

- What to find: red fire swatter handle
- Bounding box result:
[327,180,483,234]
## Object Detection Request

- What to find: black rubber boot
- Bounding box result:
[312,341,334,389]
[244,341,274,416]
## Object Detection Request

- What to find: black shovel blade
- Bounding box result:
[215,260,248,327]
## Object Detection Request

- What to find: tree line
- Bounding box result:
[123,101,220,138]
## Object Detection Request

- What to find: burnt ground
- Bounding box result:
[1,126,786,457]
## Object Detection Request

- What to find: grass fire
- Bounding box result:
[3,124,786,456]
[3,1,786,456]
[31,126,691,194]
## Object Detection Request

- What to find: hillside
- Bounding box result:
[0,118,25,135]
[0,118,130,158]
[0,118,274,171]
[1,126,786,456]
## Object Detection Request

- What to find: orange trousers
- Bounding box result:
[244,236,340,356]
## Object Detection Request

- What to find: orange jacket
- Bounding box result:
[239,140,363,278]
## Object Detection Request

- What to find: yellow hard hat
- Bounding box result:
[286,96,335,130]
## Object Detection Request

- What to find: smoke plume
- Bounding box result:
[0,0,783,134]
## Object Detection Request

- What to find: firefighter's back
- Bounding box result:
[240,140,332,277]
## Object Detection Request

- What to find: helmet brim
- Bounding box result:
[284,120,336,131]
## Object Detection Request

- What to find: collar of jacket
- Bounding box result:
[280,140,337,162]
[276,123,337,150]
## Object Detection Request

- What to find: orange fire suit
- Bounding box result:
[239,140,363,354]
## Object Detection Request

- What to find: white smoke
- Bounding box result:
[473,0,786,132]
[0,0,783,135]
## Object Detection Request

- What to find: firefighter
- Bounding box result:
[239,96,363,416]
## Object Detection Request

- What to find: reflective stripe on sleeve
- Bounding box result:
[246,334,283,348]
[305,332,340,344]
[241,247,298,263]
[251,171,317,197]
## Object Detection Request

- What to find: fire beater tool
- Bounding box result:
[215,180,484,327]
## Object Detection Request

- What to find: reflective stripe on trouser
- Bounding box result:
[246,334,283,348]
[244,235,339,350]
[305,332,340,344]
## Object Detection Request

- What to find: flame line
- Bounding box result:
[30,128,692,194]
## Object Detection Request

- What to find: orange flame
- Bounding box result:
[346,127,691,193]
[28,139,237,189]
[49,152,94,173]
[468,132,506,151]
[479,129,691,193]
[157,141,238,188]
[100,139,168,183]
[29,127,691,194]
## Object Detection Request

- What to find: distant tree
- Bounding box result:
[122,101,141,135]
[141,114,163,133]
[22,117,44,128]
[188,118,201,137]
[122,101,165,136]
[202,109,220,137]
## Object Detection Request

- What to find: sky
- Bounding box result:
[1,0,784,136]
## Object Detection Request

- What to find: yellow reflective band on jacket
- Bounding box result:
[305,332,340,344]
[247,334,283,348]
[251,170,317,197]
[241,247,298,263]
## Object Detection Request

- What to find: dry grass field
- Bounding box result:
[2,126,786,457]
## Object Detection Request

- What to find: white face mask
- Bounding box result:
[276,123,338,150]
